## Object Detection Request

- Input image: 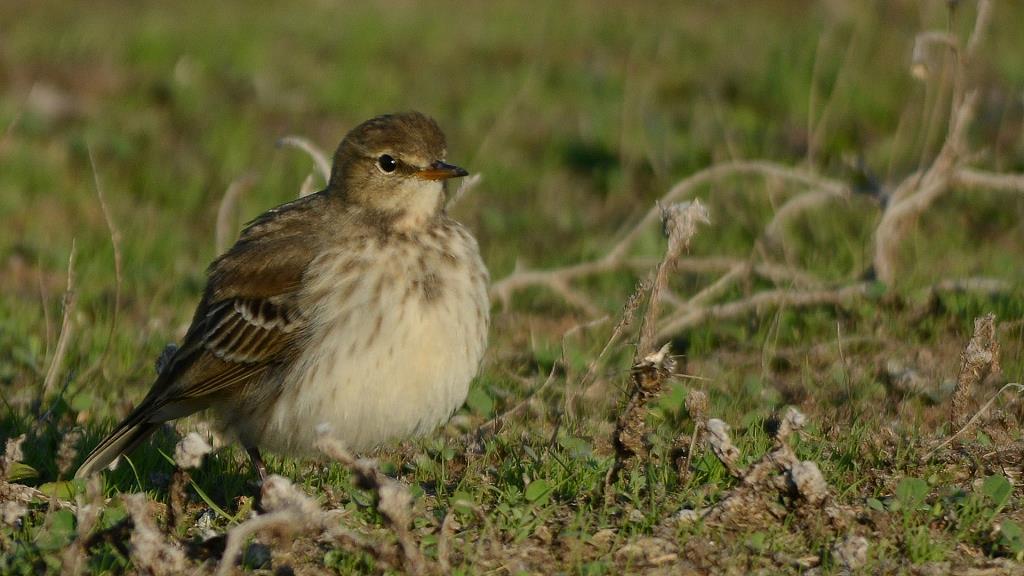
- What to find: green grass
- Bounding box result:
[2,0,1024,574]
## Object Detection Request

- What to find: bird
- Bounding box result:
[75,112,490,481]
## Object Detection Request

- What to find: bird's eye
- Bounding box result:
[377,154,397,173]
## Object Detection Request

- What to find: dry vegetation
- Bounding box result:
[2,0,1024,574]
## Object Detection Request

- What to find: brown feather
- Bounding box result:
[75,192,333,477]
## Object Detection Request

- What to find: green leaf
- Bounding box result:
[36,509,75,551]
[451,490,476,514]
[866,497,885,511]
[976,431,993,448]
[999,520,1024,555]
[981,475,1012,508]
[895,477,929,509]
[524,479,552,504]
[4,462,38,482]
[745,531,767,551]
[866,281,888,299]
[558,436,593,458]
[38,480,81,500]
[100,504,127,530]
[466,386,494,418]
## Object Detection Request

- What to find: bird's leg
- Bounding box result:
[245,445,268,484]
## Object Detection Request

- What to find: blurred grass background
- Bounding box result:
[2,1,1024,572]
[2,0,1023,426]
[1,0,1023,426]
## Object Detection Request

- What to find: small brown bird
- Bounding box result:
[76,112,489,481]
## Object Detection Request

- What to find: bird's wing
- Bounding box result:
[75,193,332,478]
[144,192,330,411]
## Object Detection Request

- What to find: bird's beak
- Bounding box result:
[415,161,469,181]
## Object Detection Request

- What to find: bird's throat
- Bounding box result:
[391,180,446,231]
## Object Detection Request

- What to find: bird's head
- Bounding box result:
[328,112,468,229]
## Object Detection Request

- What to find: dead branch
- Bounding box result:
[490,161,843,309]
[449,172,484,207]
[954,167,1024,193]
[298,171,317,198]
[760,187,850,254]
[636,201,709,356]
[491,255,819,310]
[657,282,873,340]
[603,202,708,500]
[872,0,995,285]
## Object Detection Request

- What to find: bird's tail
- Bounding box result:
[74,409,160,479]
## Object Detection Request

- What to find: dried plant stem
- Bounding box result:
[78,145,122,381]
[950,314,1001,429]
[298,171,317,198]
[277,135,331,184]
[568,279,650,420]
[449,172,483,207]
[873,0,995,285]
[657,282,873,341]
[316,435,428,576]
[0,104,24,155]
[477,316,609,439]
[604,344,676,503]
[437,510,456,574]
[760,187,850,251]
[490,161,845,309]
[218,510,300,576]
[215,174,258,255]
[40,241,77,402]
[636,201,708,355]
[677,389,709,482]
[924,383,1022,462]
[954,167,1024,193]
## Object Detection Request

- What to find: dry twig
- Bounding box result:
[215,174,258,255]
[123,493,187,576]
[925,382,1023,462]
[951,313,1001,429]
[603,343,677,503]
[40,241,77,402]
[873,0,1000,284]
[678,408,847,530]
[657,282,874,340]
[277,135,331,184]
[603,201,708,501]
[490,161,843,311]
[316,434,429,576]
[83,145,123,379]
[635,201,709,355]
[476,315,609,439]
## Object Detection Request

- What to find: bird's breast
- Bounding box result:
[254,223,489,454]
